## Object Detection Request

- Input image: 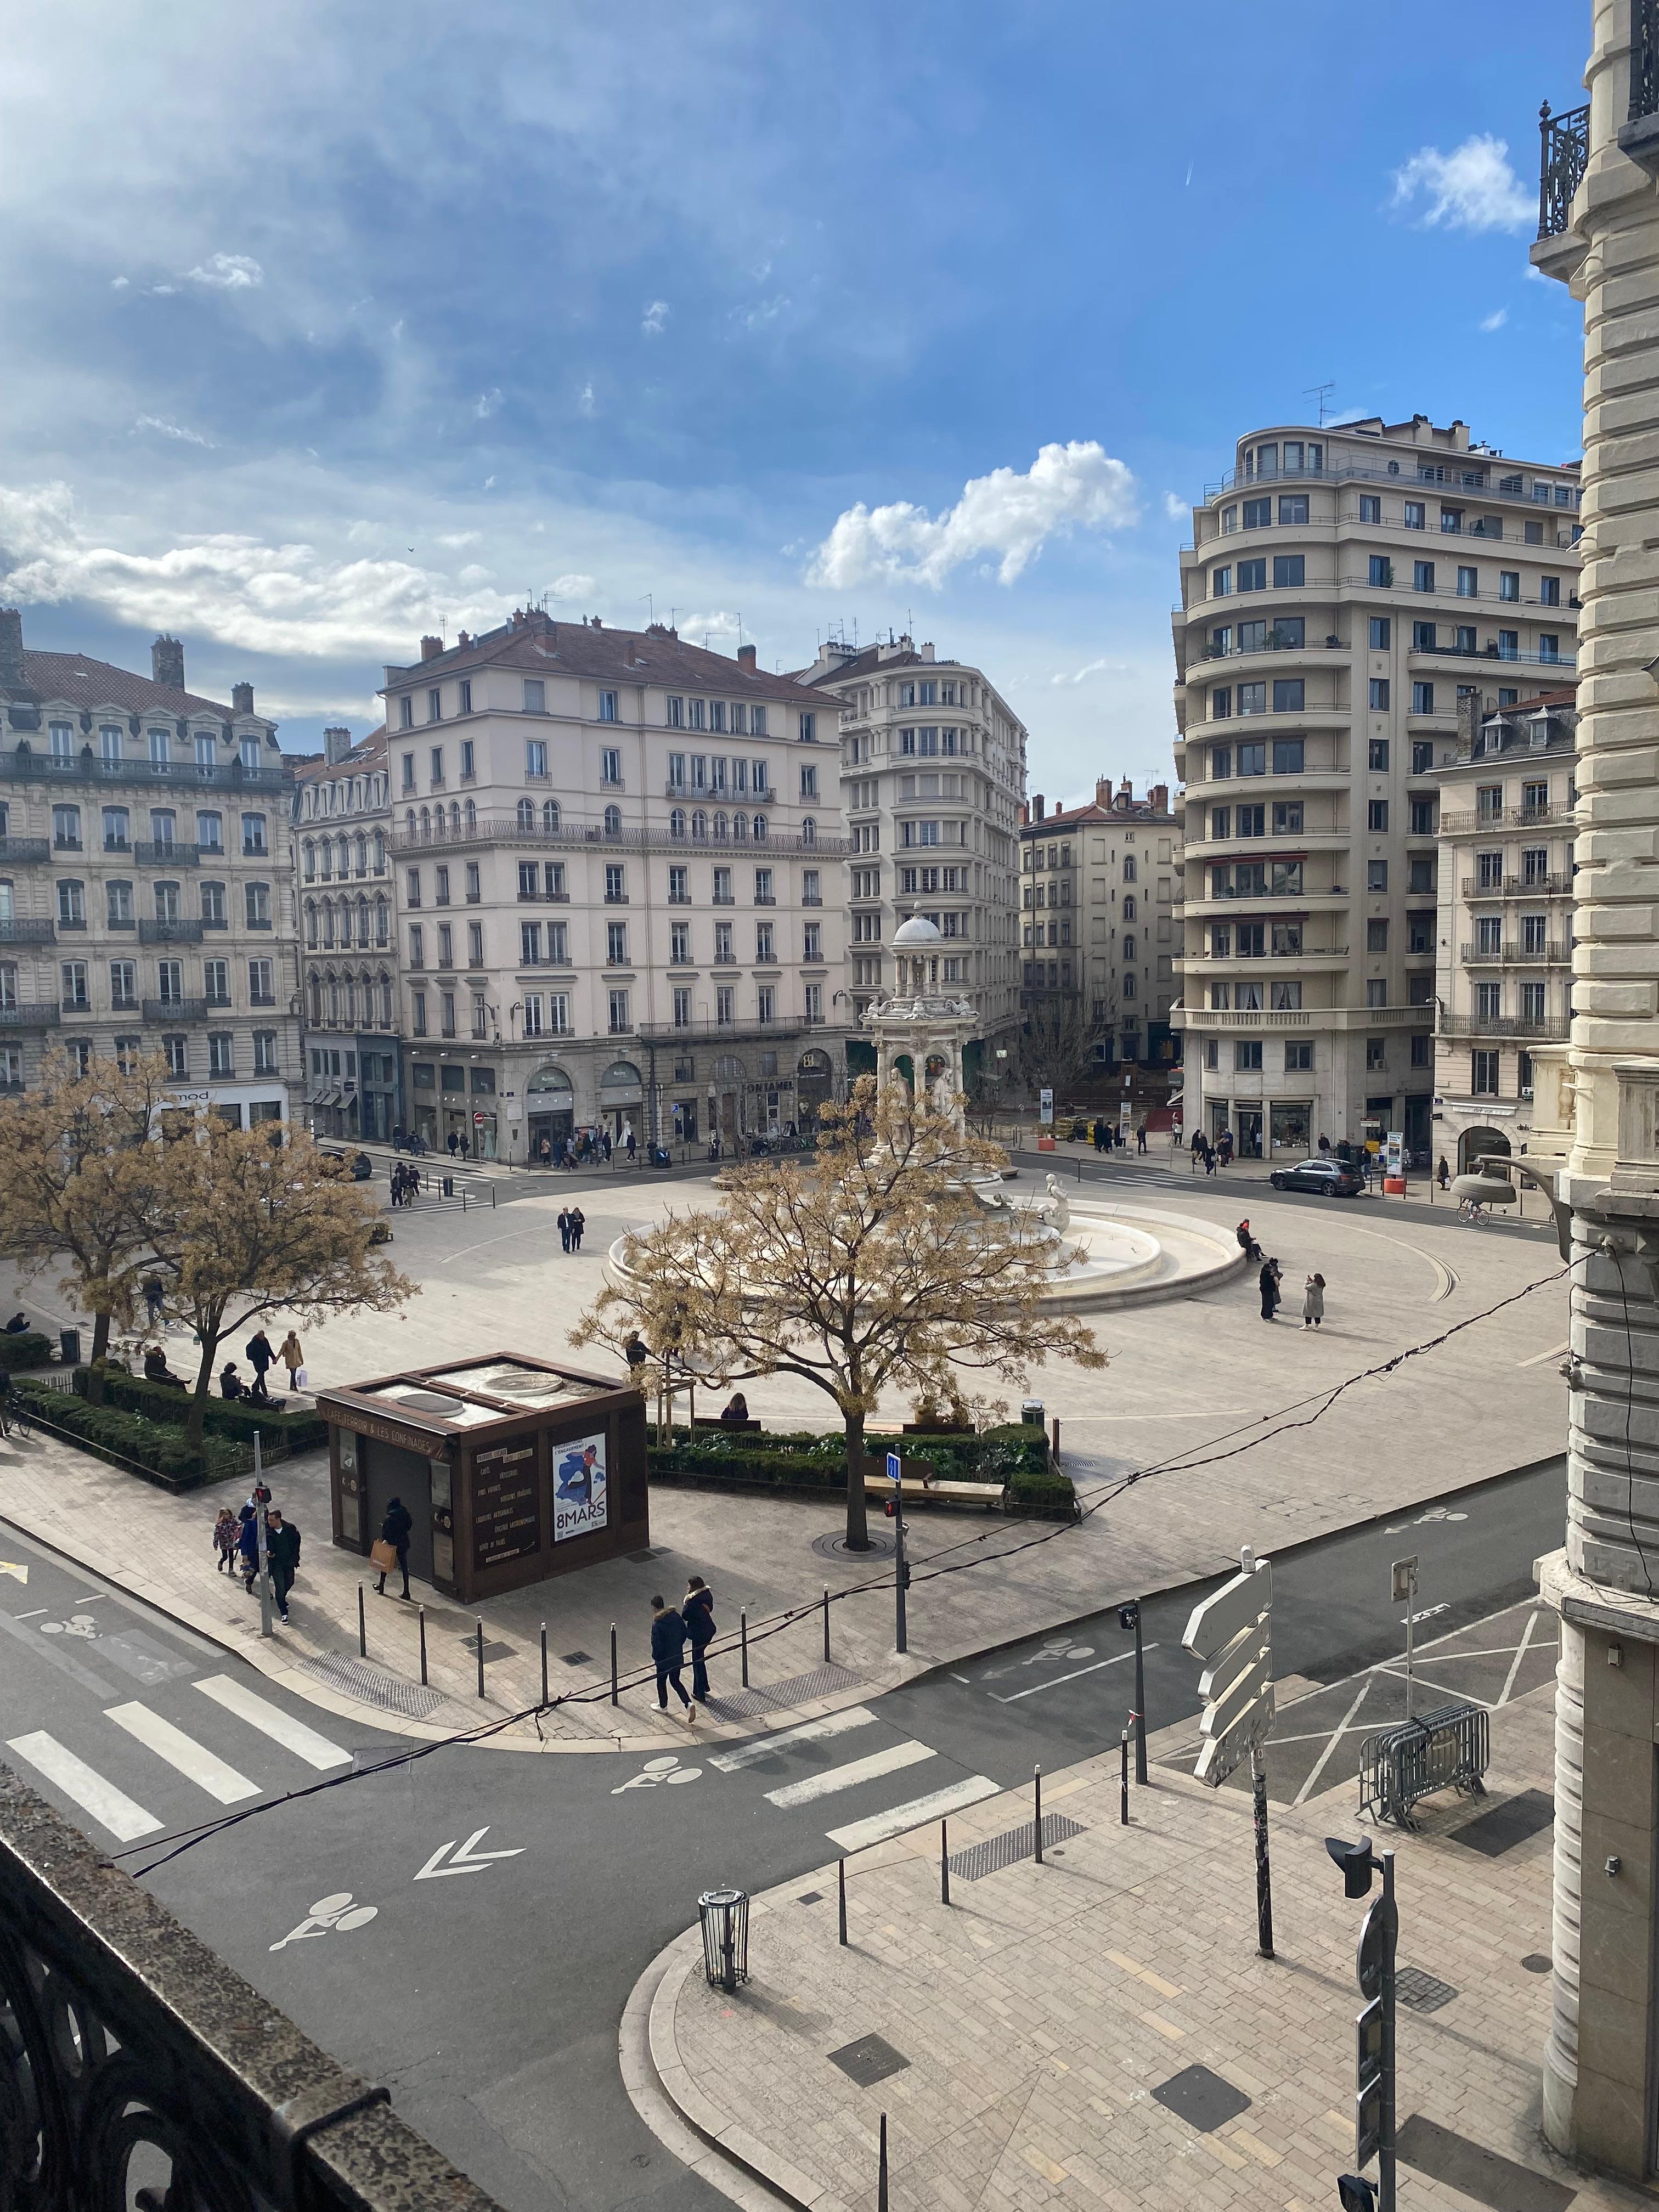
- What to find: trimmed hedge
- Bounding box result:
[16,1378,249,1490]
[647,1421,1072,1517]
[0,1333,58,1372]
[77,1366,327,1450]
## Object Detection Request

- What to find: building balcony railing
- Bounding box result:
[0,837,49,864]
[1441,800,1577,834]
[1439,1011,1571,1040]
[0,1002,60,1026]
[1538,100,1591,239]
[0,751,286,792]
[0,919,54,943]
[134,842,202,867]
[138,918,205,944]
[1461,874,1573,899]
[391,814,843,858]
[1460,940,1571,966]
[142,998,208,1024]
[635,1015,829,1042]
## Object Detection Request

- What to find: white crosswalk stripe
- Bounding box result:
[106,1702,261,1804]
[193,1675,351,1769]
[709,1706,877,1773]
[7,1730,162,1841]
[827,1774,1002,1853]
[764,1739,934,1809]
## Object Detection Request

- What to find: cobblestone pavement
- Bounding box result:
[641,1668,1639,2212]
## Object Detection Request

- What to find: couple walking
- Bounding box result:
[651,1578,715,1724]
[557,1205,586,1253]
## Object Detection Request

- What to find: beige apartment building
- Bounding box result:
[381,610,847,1160]
[1173,414,1582,1160]
[0,610,299,1121]
[1430,686,1577,1174]
[291,725,397,1142]
[1018,778,1180,1067]
[792,634,1025,1072]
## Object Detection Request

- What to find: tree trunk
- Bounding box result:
[184,1326,217,1455]
[86,1308,111,1404]
[843,1408,871,1551]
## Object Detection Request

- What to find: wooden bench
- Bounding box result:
[860,1466,1002,1510]
[691,1415,764,1433]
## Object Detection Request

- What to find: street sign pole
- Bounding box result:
[1249,1742,1273,1959]
[1391,1557,1418,1720]
[1379,1849,1397,2211]
[1118,1601,1149,1785]
[1336,1835,1397,2211]
[887,1451,907,1655]
[1182,1546,1274,1958]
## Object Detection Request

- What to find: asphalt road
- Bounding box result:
[0,1452,1568,2212]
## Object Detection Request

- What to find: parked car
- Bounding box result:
[319,1148,374,1181]
[1268,1157,1367,1198]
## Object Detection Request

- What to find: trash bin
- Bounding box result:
[59,1328,81,1367]
[1020,1397,1045,1429]
[441,1175,454,1198]
[698,1887,749,1992]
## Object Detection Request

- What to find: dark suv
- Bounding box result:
[1268,1156,1366,1198]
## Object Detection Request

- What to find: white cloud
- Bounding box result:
[1480,307,1508,332]
[1390,135,1532,233]
[185,251,264,290]
[641,298,669,336]
[551,572,595,600]
[1047,657,1124,687]
[475,388,502,419]
[110,275,128,290]
[734,295,788,330]
[149,284,177,297]
[809,440,1139,591]
[435,530,481,549]
[680,609,742,640]
[1161,490,1186,521]
[577,381,595,416]
[133,415,212,448]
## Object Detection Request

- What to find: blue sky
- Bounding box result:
[0,1,1587,802]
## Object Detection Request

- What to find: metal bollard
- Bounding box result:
[838,1856,847,1946]
[419,1605,427,1686]
[476,1616,485,1699]
[1121,1729,1130,1826]
[610,1622,618,1705]
[1034,1764,1043,1863]
[741,1606,749,1688]
[358,1582,366,1658]
[878,2114,888,2212]
[940,1818,950,1906]
[541,1621,549,1706]
[822,1586,831,1662]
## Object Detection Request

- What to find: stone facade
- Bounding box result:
[291,725,396,1142]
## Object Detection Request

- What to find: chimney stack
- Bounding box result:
[151,634,185,690]
[0,608,21,689]
[324,726,352,765]
[232,682,255,714]
[1032,794,1046,822]
[420,634,444,662]
[738,643,757,673]
[1096,775,1112,808]
[1149,782,1169,815]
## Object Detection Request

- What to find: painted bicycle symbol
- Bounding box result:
[270,1891,379,1952]
[612,1755,702,1793]
[41,1615,99,1639]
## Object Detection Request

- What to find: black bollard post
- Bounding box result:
[741,1606,749,1688]
[1121,1729,1130,1826]
[822,1586,830,1662]
[1034,1764,1043,1863]
[878,2114,888,2212]
[358,1582,366,1658]
[419,1605,427,1686]
[541,1621,549,1706]
[476,1616,485,1699]
[940,1818,950,1906]
[838,1856,847,1946]
[610,1622,618,1705]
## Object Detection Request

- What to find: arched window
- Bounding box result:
[375,898,389,947]
[732,810,747,842]
[304,899,318,949]
[379,973,393,1026]
[753,813,768,840]
[1123,934,1136,961]
[318,840,332,881]
[405,810,415,838]
[517,797,534,830]
[692,809,708,840]
[336,834,349,878]
[1122,894,1136,920]
[308,974,321,1023]
[542,798,560,832]
[419,806,431,839]
[373,830,386,872]
[321,899,336,948]
[344,975,357,1025]
[800,816,816,846]
[464,801,476,832]
[326,974,340,1024]
[302,839,315,882]
[356,895,370,946]
[1122,855,1137,883]
[713,810,729,841]
[670,808,686,838]
[603,804,622,837]
[432,807,446,841]
[450,802,461,833]
[354,833,368,876]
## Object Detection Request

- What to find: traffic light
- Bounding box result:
[1326,1837,1397,2210]
[1325,1834,1378,1900]
[1336,2178,1377,2211]
[1117,1601,1139,1633]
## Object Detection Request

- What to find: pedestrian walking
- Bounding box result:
[569,1206,585,1251]
[557,1206,572,1254]
[1318,1133,1332,1156]
[266,1509,300,1623]
[143,1274,165,1327]
[279,1330,304,1391]
[1436,1156,1451,1191]
[625,1125,637,1163]
[650,1594,695,1722]
[375,1494,413,1598]
[1203,1137,1217,1177]
[447,1130,459,1159]
[1219,1126,1234,1168]
[1259,1256,1282,1323]
[212,1508,239,1573]
[684,1575,715,1702]
[1136,1122,1147,1154]
[237,1502,260,1592]
[1302,1272,1325,1330]
[245,1328,275,1403]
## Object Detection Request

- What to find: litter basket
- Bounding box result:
[698,1887,749,1992]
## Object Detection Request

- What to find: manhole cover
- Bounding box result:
[298,1652,444,1719]
[1396,1967,1458,2013]
[797,1890,823,1905]
[828,2034,909,2089]
[1521,1953,1551,1974]
[810,1530,894,1562]
[1150,2064,1251,2134]
[456,1635,515,1662]
[561,1648,593,1666]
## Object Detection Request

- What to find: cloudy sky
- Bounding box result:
[0,1,1585,803]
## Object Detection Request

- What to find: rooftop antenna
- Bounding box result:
[1305,380,1335,427]
[668,607,680,633]
[736,613,743,651]
[640,592,653,624]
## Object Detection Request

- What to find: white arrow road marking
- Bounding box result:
[0,1561,27,1584]
[413,1825,525,1879]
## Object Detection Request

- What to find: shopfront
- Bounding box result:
[797,1047,834,1128]
[527,1062,575,1165]
[598,1058,644,1143]
[321,1352,648,1604]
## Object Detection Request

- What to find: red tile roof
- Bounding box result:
[8,648,259,723]
[387,613,827,708]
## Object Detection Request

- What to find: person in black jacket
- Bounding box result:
[650,1595,695,1723]
[684,1576,715,1702]
[376,1496,413,1599]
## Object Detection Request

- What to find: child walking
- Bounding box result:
[212,1508,239,1573]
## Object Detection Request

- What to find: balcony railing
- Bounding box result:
[134,842,201,867]
[0,1762,505,2212]
[1538,100,1591,239]
[0,1002,60,1026]
[1441,799,1577,834]
[142,998,208,1023]
[0,751,286,792]
[0,919,54,943]
[635,1015,826,1042]
[0,837,48,864]
[1439,1011,1570,1040]
[391,814,843,858]
[1460,940,1571,965]
[138,918,205,944]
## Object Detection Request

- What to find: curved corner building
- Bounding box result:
[1172,416,1581,1159]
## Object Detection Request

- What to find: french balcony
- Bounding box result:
[1461,940,1571,966]
[1462,874,1572,899]
[142,998,208,1023]
[1441,800,1577,834]
[138,918,205,944]
[1538,100,1590,238]
[1439,1011,1570,1040]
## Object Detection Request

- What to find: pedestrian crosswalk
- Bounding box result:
[711,1703,1001,1850]
[7,1678,352,1843]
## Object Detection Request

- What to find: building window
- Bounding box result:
[607,921,627,966]
[241,813,267,856]
[1499,571,1520,602]
[1359,495,1381,524]
[208,1033,234,1077]
[1369,556,1392,588]
[1272,555,1304,588]
[245,882,270,927]
[1238,559,1266,592]
[1368,799,1389,831]
[1369,680,1390,711]
[1412,681,1435,714]
[1271,679,1303,713]
[1285,1040,1313,1071]
[601,748,623,786]
[1369,738,1390,771]
[1413,561,1434,592]
[1367,918,1389,952]
[608,988,630,1034]
[1233,1040,1262,1070]
[399,697,414,729]
[163,1036,188,1077]
[249,959,274,1005]
[1365,1036,1387,1070]
[599,691,618,723]
[1471,1049,1499,1096]
[523,680,545,713]
[1404,501,1425,529]
[253,1031,276,1074]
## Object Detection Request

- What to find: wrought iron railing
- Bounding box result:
[1634,0,1659,123]
[1538,99,1590,238]
[0,1763,505,2212]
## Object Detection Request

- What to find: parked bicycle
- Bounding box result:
[1,1388,35,1440]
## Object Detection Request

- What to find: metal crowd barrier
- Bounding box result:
[1357,1699,1489,1830]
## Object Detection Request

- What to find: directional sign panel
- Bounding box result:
[1183,1558,1271,1663]
[1193,1691,1273,1786]
[1184,1555,1272,1790]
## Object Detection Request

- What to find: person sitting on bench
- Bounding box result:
[144,1345,185,1388]
[719,1391,749,1425]
[219,1362,247,1400]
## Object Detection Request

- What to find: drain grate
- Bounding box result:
[948,1814,1085,1883]
[1150,2064,1251,2134]
[627,1548,661,1562]
[1396,1967,1458,2013]
[299,1651,445,1719]
[561,1648,593,1667]
[797,1890,823,1905]
[700,1662,861,1720]
[828,2034,910,2089]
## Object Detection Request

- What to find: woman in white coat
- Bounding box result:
[1302,1273,1325,1330]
